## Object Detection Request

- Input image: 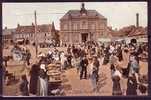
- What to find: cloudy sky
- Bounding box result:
[2,2,147,30]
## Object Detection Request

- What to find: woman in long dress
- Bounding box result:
[111,67,122,95]
[126,74,137,95]
[60,52,65,70]
[29,64,40,95]
[88,58,98,92]
[38,64,48,96]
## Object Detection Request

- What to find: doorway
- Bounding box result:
[81,33,88,43]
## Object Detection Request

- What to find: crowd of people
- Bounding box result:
[67,41,147,95]
[3,40,148,96]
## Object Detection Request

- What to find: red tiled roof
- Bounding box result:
[16,26,35,33]
[111,31,126,37]
[15,24,53,34]
[107,25,147,37]
[128,27,147,37]
[37,24,52,33]
[107,27,125,37]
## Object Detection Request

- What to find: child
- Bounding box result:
[19,75,29,96]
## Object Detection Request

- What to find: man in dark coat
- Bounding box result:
[80,56,88,79]
[26,50,31,66]
[117,46,123,62]
[67,54,72,68]
[3,56,9,67]
[126,74,137,95]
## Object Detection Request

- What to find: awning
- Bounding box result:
[114,38,124,42]
[98,38,111,42]
[16,39,24,42]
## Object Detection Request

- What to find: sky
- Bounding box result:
[2,2,147,30]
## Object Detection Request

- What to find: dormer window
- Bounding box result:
[82,13,86,16]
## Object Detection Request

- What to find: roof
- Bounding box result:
[106,27,124,37]
[109,26,147,37]
[37,24,52,33]
[15,24,54,34]
[110,31,125,37]
[16,26,35,33]
[128,27,147,37]
[60,10,106,20]
[3,29,15,35]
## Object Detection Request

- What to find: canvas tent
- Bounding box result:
[98,38,111,43]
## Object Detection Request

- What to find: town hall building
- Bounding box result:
[60,3,108,45]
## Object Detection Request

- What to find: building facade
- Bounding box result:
[60,3,107,45]
[128,27,147,43]
[13,22,57,44]
[2,27,15,45]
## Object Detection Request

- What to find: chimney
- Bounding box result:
[51,21,56,32]
[136,13,139,28]
[17,23,20,27]
[32,22,34,26]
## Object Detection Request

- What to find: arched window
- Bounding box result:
[82,21,87,29]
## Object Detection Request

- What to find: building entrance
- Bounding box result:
[81,33,88,42]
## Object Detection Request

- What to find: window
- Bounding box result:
[82,21,86,26]
[20,34,22,38]
[81,21,87,29]
[73,23,78,30]
[63,24,68,30]
[73,34,78,42]
[100,23,105,29]
[100,32,103,36]
[91,23,95,30]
